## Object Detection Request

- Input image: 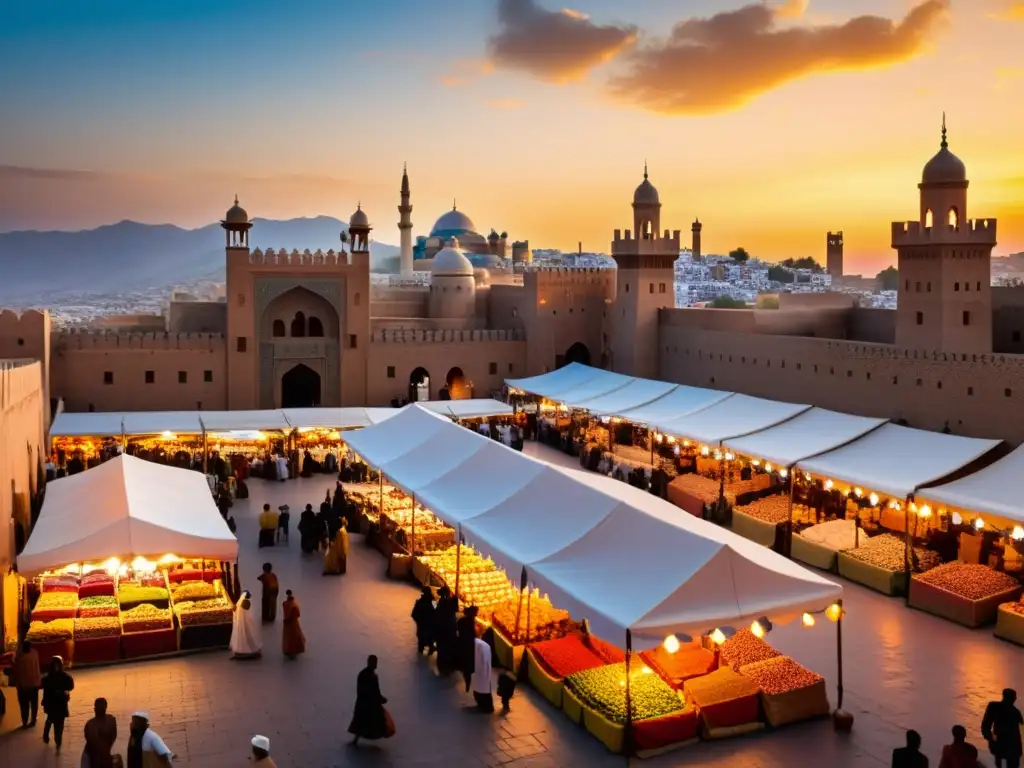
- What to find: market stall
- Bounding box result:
[49,411,126,474]
[912,445,1024,630]
[506,363,621,403]
[344,405,848,755]
[721,409,888,554]
[18,454,238,666]
[795,424,1002,596]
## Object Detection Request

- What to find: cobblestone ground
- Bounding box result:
[3,446,1023,767]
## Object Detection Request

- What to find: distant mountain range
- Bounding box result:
[0,217,399,303]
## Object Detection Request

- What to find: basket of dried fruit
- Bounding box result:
[995,601,1024,646]
[718,629,781,670]
[25,619,75,668]
[909,562,1022,627]
[640,643,716,690]
[682,667,762,735]
[73,617,122,665]
[78,596,119,618]
[837,534,916,595]
[731,496,790,549]
[170,580,217,604]
[176,597,234,651]
[526,635,606,708]
[739,656,830,727]
[118,583,170,610]
[121,603,177,659]
[32,592,79,622]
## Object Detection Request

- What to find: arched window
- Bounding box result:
[925,209,934,228]
[308,317,324,337]
[291,311,306,337]
[948,207,959,229]
[272,319,285,337]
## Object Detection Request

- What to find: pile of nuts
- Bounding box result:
[671,474,721,504]
[1002,601,1024,617]
[719,629,782,669]
[739,656,823,696]
[735,495,790,524]
[843,533,912,572]
[915,562,1020,601]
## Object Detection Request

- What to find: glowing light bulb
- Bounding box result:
[765,462,773,473]
[683,440,690,447]
[803,472,811,481]
[802,612,816,627]
[826,603,844,622]
[751,459,760,467]
[161,431,175,440]
[1012,526,1024,542]
[779,468,789,478]
[158,554,180,565]
[663,634,681,654]
[102,557,121,573]
[825,479,834,490]
[725,452,735,461]
[854,487,863,498]
[951,511,962,525]
[974,517,985,531]
[919,505,933,520]
[641,666,653,675]
[869,493,879,507]
[750,620,765,639]
[710,628,727,645]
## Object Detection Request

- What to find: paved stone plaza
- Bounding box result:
[4,446,1023,767]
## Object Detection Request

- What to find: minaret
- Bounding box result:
[398,163,414,277]
[691,219,702,262]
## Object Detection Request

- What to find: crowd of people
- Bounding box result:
[892,690,1023,768]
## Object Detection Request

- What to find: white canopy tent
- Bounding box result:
[122,411,204,436]
[199,410,292,432]
[919,445,1024,524]
[18,453,238,575]
[506,362,607,401]
[50,412,124,438]
[417,398,514,420]
[723,408,888,468]
[568,378,679,416]
[343,405,842,650]
[615,385,734,427]
[557,371,637,409]
[655,394,811,445]
[797,423,1002,499]
[282,408,383,430]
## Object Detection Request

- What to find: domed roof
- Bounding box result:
[432,238,475,277]
[225,195,249,224]
[922,118,967,185]
[349,204,369,228]
[633,164,660,206]
[431,204,477,237]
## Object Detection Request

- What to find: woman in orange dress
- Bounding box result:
[282,590,306,659]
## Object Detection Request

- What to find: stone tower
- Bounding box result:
[892,117,997,353]
[827,231,843,280]
[398,164,413,277]
[349,204,372,256]
[691,219,703,262]
[610,166,680,378]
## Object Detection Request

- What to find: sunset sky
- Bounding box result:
[2,0,1023,273]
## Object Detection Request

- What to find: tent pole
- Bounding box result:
[624,629,633,762]
[786,471,796,558]
[202,430,208,475]
[903,497,911,604]
[378,472,383,520]
[515,567,528,677]
[454,524,462,601]
[832,598,853,731]
[649,428,654,468]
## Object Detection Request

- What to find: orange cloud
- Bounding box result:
[992,1,1024,19]
[772,0,810,20]
[487,0,637,84]
[440,59,495,87]
[607,0,949,115]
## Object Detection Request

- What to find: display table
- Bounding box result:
[73,635,121,665]
[791,535,839,572]
[122,627,178,659]
[633,708,699,757]
[525,649,564,708]
[667,479,714,518]
[32,639,73,669]
[909,578,1021,628]
[491,627,525,672]
[739,657,830,727]
[994,604,1024,646]
[583,706,624,753]
[730,510,780,549]
[562,683,585,725]
[682,667,761,733]
[837,552,908,596]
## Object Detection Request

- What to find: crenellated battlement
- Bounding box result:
[55,331,226,351]
[891,218,997,247]
[248,248,350,267]
[371,328,525,344]
[612,228,682,255]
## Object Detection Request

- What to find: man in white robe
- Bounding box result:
[471,636,494,713]
[229,591,262,659]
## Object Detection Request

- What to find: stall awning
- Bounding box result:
[918,445,1024,524]
[723,408,888,468]
[558,371,637,408]
[50,412,124,437]
[199,410,292,431]
[657,394,811,445]
[505,363,614,402]
[797,423,1002,499]
[568,378,680,416]
[18,454,238,575]
[527,466,842,647]
[343,404,842,649]
[282,408,381,430]
[122,411,204,436]
[615,385,734,428]
[417,399,514,420]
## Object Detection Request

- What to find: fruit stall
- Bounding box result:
[343,404,849,756]
[795,423,1002,596]
[17,454,238,667]
[912,444,1024,631]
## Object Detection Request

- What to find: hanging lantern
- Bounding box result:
[1011,526,1024,541]
[825,479,834,490]
[779,468,789,478]
[951,511,962,525]
[853,487,863,498]
[750,620,765,639]
[825,603,844,622]
[919,505,933,520]
[709,628,727,645]
[974,517,985,531]
[802,612,816,627]
[724,452,735,461]
[663,634,681,654]
[764,462,773,473]
[869,492,879,507]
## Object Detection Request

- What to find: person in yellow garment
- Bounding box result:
[257,504,278,549]
[324,519,351,576]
